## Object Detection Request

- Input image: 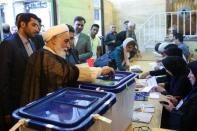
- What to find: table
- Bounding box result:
[127,57,174,131]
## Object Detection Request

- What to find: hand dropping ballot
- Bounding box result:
[141,76,158,92]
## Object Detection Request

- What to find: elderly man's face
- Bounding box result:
[53,32,70,58]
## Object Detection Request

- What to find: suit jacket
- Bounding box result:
[75,33,92,62]
[31,34,45,48]
[0,33,43,116]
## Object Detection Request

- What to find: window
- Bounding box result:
[94,9,100,20]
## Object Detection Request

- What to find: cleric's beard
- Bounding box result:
[56,49,66,59]
[54,44,66,59]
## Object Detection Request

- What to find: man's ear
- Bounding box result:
[20,21,26,28]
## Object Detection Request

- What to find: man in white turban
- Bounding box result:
[21,24,114,106]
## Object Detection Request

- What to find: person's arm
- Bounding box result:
[114,48,127,71]
[76,64,114,82]
[149,68,167,76]
[140,69,167,79]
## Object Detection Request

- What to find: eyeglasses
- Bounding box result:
[133,126,152,131]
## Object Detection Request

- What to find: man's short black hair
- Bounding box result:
[175,33,184,42]
[17,13,40,28]
[91,24,99,29]
[37,17,42,25]
[74,16,86,23]
[15,13,25,26]
[164,44,178,50]
[66,24,75,33]
[3,24,10,34]
[123,20,129,24]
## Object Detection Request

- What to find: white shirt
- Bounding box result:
[74,33,80,47]
[18,33,34,56]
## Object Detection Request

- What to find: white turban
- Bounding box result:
[158,42,170,53]
[123,37,136,48]
[42,24,69,42]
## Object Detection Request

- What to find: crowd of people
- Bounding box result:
[139,38,196,130]
[0,13,115,130]
[0,12,195,131]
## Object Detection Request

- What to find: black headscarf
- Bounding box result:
[164,47,183,57]
[164,44,178,50]
[188,61,197,86]
[162,56,189,77]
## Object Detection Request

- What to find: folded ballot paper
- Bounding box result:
[130,65,143,73]
[133,111,153,123]
[141,76,158,92]
[134,104,155,113]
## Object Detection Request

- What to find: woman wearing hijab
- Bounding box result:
[156,56,192,99]
[140,47,183,83]
[161,60,197,130]
[109,37,136,71]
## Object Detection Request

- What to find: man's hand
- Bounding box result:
[155,86,166,93]
[166,95,178,106]
[162,100,175,112]
[139,72,150,79]
[101,66,115,76]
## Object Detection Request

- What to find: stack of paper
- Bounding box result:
[149,92,160,99]
[135,79,147,88]
[134,103,155,113]
[130,65,143,73]
[132,111,153,123]
[141,77,158,92]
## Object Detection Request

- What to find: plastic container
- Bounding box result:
[12,88,116,131]
[78,71,137,131]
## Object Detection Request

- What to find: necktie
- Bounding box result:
[24,40,34,56]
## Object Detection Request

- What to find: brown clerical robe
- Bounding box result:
[21,49,79,106]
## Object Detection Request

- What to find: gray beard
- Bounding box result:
[54,47,66,59]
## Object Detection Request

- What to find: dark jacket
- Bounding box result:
[66,48,80,64]
[109,45,127,71]
[168,88,197,131]
[104,32,117,52]
[116,31,127,47]
[116,30,137,47]
[31,34,45,48]
[162,56,192,98]
[0,33,43,125]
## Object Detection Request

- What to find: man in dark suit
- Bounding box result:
[0,13,42,130]
[104,24,117,52]
[73,16,92,63]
